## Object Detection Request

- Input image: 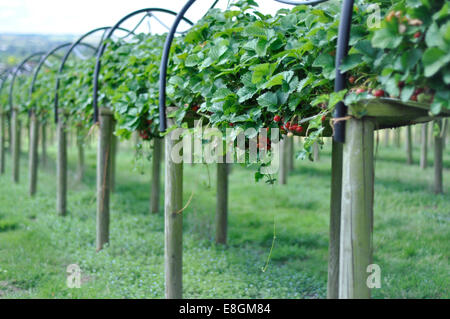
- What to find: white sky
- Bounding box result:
[0,0,293,35]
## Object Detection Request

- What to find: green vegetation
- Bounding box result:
[0,136,448,299]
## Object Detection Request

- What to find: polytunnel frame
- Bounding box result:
[9,52,47,113]
[29,42,97,113]
[53,26,137,123]
[92,8,195,123]
[158,0,353,143]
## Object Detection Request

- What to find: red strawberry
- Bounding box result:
[285,122,291,130]
[410,94,418,101]
[274,115,281,122]
[373,89,385,97]
[414,31,421,38]
[356,88,366,94]
[192,105,200,112]
[349,76,356,84]
[321,115,326,122]
[296,126,304,134]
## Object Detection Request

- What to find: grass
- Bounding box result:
[0,130,449,299]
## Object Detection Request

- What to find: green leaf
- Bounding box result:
[371,28,402,49]
[340,54,363,72]
[422,47,450,77]
[257,92,278,110]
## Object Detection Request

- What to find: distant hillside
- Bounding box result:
[0,33,77,69]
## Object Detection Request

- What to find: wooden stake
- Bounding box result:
[151,137,162,214]
[96,108,113,251]
[56,112,67,216]
[11,108,20,183]
[278,137,288,185]
[76,127,85,183]
[215,154,228,245]
[406,126,413,165]
[41,122,47,168]
[28,111,39,196]
[313,142,320,162]
[288,136,294,172]
[420,123,428,170]
[339,118,375,299]
[0,112,5,174]
[164,119,183,299]
[434,120,443,194]
[328,140,343,299]
[110,122,117,192]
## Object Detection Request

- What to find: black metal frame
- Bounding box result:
[92,8,194,122]
[29,42,96,111]
[53,26,135,123]
[158,0,354,143]
[9,52,47,113]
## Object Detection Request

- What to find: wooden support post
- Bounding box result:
[11,108,21,183]
[288,136,294,172]
[0,112,5,174]
[339,118,375,299]
[215,154,228,245]
[76,127,85,183]
[406,126,413,165]
[164,117,183,299]
[28,111,39,196]
[327,140,343,299]
[420,123,428,170]
[96,108,113,251]
[41,122,47,168]
[313,142,320,162]
[110,122,117,192]
[384,130,389,147]
[394,128,401,148]
[56,112,67,216]
[278,137,288,185]
[150,137,162,214]
[434,120,443,194]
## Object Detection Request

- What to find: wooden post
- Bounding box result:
[28,111,39,196]
[339,118,375,299]
[384,130,389,147]
[11,108,20,183]
[288,136,294,172]
[278,137,288,185]
[313,142,320,162]
[327,140,343,299]
[164,117,183,299]
[420,123,428,170]
[41,122,47,168]
[150,137,162,214]
[110,122,117,192]
[395,128,401,148]
[434,120,443,194]
[0,112,5,174]
[96,108,113,251]
[76,127,85,183]
[56,112,67,216]
[215,154,228,245]
[406,126,413,165]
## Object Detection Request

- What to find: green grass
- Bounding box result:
[0,133,449,299]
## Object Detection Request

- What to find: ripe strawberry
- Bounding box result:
[356,88,366,94]
[373,89,385,98]
[191,105,200,112]
[349,76,356,84]
[410,94,418,102]
[413,31,421,39]
[398,81,405,89]
[285,122,291,130]
[229,123,234,127]
[274,115,281,122]
[321,115,326,122]
[296,126,304,134]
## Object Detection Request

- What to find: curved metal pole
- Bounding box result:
[9,52,46,113]
[158,1,197,132]
[53,26,135,123]
[29,42,96,104]
[93,8,194,123]
[273,0,328,5]
[333,0,354,143]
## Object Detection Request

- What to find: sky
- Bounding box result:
[0,0,293,36]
